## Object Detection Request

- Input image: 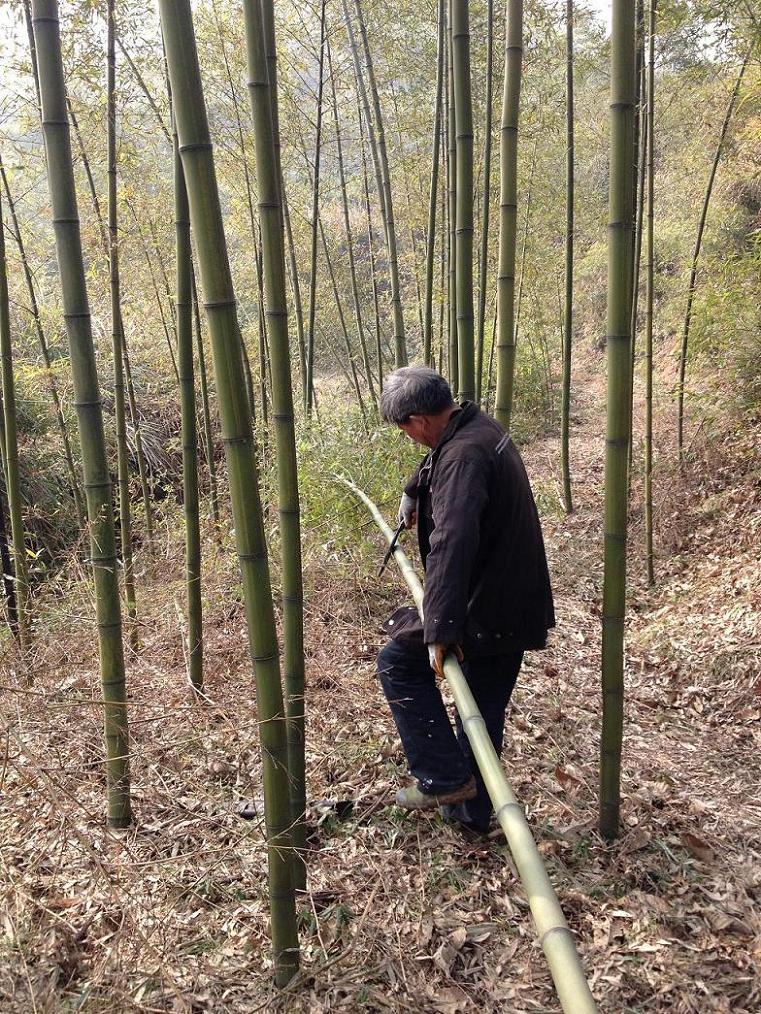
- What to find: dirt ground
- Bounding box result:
[1,374,759,1012]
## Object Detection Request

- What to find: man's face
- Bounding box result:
[398,415,432,447]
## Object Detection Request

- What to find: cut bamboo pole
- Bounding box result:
[340,478,597,1014]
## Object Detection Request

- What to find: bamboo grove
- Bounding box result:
[0,0,758,987]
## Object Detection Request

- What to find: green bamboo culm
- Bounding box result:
[495,0,523,432]
[452,0,475,402]
[32,0,131,828]
[600,0,636,842]
[173,118,203,692]
[475,0,494,402]
[158,0,299,983]
[191,266,219,525]
[342,478,598,1014]
[305,0,326,417]
[327,35,377,412]
[107,0,137,652]
[423,0,445,367]
[353,0,407,368]
[560,0,574,513]
[243,0,308,892]
[0,192,30,651]
[446,0,458,391]
[644,0,656,587]
[1,163,85,529]
[676,55,747,460]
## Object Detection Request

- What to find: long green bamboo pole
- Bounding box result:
[357,92,383,392]
[190,264,219,524]
[68,104,156,536]
[676,55,747,460]
[600,0,636,842]
[628,10,646,474]
[243,0,307,892]
[0,193,30,651]
[282,193,307,403]
[158,0,298,982]
[353,0,407,367]
[0,163,85,527]
[424,0,446,367]
[107,0,137,651]
[475,0,494,403]
[495,0,523,431]
[452,0,475,402]
[305,0,326,417]
[446,1,458,392]
[0,466,18,633]
[644,0,656,587]
[327,35,377,412]
[561,1,574,514]
[173,117,202,692]
[341,478,598,1014]
[33,0,131,827]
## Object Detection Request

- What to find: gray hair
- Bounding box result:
[380,366,455,424]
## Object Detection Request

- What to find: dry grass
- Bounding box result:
[1,372,760,1012]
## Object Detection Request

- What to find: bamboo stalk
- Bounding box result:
[305,0,326,417]
[0,162,85,527]
[352,0,407,367]
[327,34,378,412]
[495,0,523,431]
[341,478,597,1014]
[282,191,307,402]
[173,108,202,692]
[158,0,298,982]
[190,264,219,524]
[107,0,137,651]
[357,92,383,392]
[475,0,494,402]
[644,0,656,587]
[32,0,131,828]
[600,0,636,842]
[243,0,307,891]
[446,1,458,392]
[561,1,574,513]
[424,0,446,367]
[0,192,30,651]
[676,55,747,459]
[452,0,475,402]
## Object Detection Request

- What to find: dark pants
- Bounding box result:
[377,638,523,832]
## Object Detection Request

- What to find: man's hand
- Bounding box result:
[398,492,417,530]
[427,642,464,678]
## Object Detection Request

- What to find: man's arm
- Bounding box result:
[422,455,489,648]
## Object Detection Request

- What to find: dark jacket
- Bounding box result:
[385,402,554,655]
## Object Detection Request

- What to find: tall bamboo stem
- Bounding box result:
[327,35,377,411]
[107,0,137,651]
[33,0,131,827]
[173,117,202,692]
[305,0,326,416]
[191,265,219,523]
[357,93,383,391]
[352,0,407,366]
[644,0,656,587]
[424,0,446,367]
[0,193,30,650]
[561,1,574,513]
[158,0,298,981]
[0,163,85,526]
[476,0,494,402]
[243,0,308,892]
[446,2,458,392]
[495,0,523,431]
[600,0,636,842]
[452,0,475,402]
[676,56,747,459]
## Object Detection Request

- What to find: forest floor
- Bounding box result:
[1,368,760,1013]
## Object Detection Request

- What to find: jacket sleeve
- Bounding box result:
[422,454,489,645]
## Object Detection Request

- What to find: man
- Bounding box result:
[377,366,554,834]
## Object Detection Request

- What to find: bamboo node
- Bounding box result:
[178,141,213,153]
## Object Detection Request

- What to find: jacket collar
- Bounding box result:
[433,400,479,452]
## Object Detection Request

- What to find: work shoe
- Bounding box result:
[395,777,477,811]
